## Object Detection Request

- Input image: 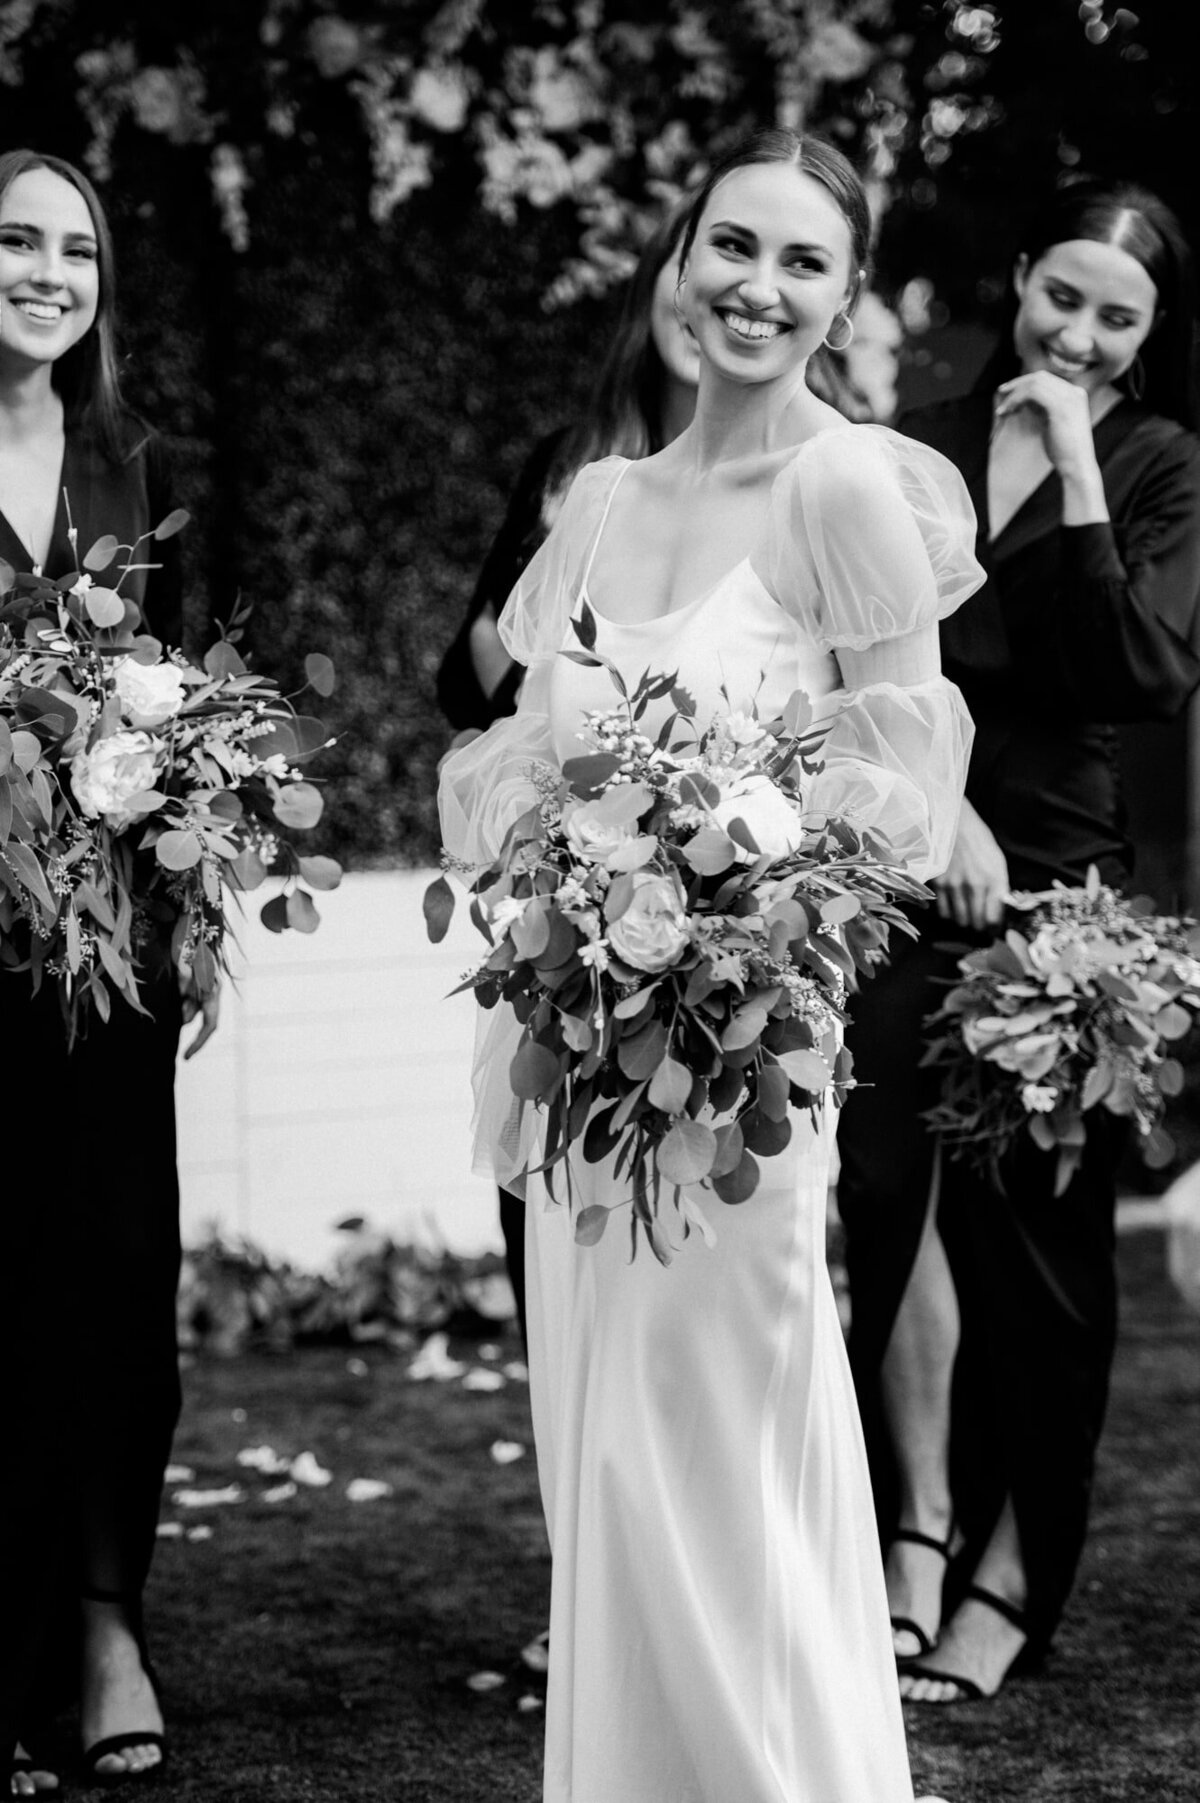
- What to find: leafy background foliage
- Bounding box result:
[2,2,1197,867]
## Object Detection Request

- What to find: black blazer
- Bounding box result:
[901,393,1200,887]
[0,417,183,649]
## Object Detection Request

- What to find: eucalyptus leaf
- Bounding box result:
[286,887,321,933]
[657,1119,717,1186]
[260,893,290,933]
[153,507,191,540]
[648,1055,692,1115]
[574,1204,610,1246]
[84,586,126,628]
[155,829,204,871]
[273,781,324,830]
[83,533,120,571]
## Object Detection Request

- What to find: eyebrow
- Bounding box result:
[0,219,98,244]
[707,218,834,257]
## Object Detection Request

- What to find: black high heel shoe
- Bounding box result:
[79,1590,167,1788]
[899,1583,1031,1703]
[887,1525,956,1662]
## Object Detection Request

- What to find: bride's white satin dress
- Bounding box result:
[439,426,982,1802]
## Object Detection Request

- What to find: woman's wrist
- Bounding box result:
[1058,462,1109,525]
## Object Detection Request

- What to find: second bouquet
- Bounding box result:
[428,603,927,1261]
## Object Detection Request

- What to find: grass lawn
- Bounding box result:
[38,1225,1199,1802]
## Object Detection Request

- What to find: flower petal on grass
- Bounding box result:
[290,1451,333,1488]
[173,1485,243,1508]
[346,1478,394,1502]
[462,1368,506,1392]
[407,1332,468,1381]
[237,1444,292,1474]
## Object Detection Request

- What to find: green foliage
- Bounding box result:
[177,1222,517,1356]
[440,648,927,1256]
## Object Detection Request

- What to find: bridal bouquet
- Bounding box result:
[924,867,1200,1195]
[427,603,926,1260]
[0,509,340,1040]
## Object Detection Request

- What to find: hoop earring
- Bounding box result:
[823,313,854,352]
[1125,352,1146,401]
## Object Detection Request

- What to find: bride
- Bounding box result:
[440,129,980,1803]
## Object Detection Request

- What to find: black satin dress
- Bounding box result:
[837,393,1200,1649]
[1,419,185,1753]
[437,429,567,1352]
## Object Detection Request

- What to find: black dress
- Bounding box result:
[836,392,1200,1649]
[1,419,186,1753]
[436,429,567,1351]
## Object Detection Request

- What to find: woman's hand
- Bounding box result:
[469,606,518,701]
[933,800,1011,932]
[180,969,221,1059]
[993,371,1108,521]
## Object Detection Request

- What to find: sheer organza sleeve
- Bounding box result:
[438,457,625,868]
[437,458,626,1190]
[754,427,984,879]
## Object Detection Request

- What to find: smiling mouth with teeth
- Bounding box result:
[1044,347,1093,375]
[12,301,65,322]
[717,310,787,343]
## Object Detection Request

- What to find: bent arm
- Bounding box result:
[1051,439,1200,718]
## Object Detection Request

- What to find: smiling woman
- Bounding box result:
[0,148,200,1798]
[439,127,980,1803]
[836,175,1200,1710]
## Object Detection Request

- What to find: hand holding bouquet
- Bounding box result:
[924,867,1200,1195]
[428,602,926,1262]
[0,507,340,1039]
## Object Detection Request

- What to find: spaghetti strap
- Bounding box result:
[578,458,632,601]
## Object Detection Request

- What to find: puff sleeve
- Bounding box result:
[438,457,624,870]
[754,428,983,879]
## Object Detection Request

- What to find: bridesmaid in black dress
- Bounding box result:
[0,149,214,1793]
[836,176,1200,1702]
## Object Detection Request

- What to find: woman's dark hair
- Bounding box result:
[0,147,127,460]
[677,128,870,306]
[979,175,1197,429]
[551,194,696,489]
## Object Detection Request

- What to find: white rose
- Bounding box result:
[70,731,163,829]
[607,872,689,974]
[710,773,805,861]
[561,782,651,868]
[113,657,187,728]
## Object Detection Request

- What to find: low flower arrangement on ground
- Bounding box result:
[427,602,926,1261]
[0,507,340,1038]
[923,867,1200,1195]
[178,1219,516,1357]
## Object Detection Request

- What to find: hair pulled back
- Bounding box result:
[677,128,870,301]
[985,175,1196,429]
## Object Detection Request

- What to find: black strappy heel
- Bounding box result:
[80,1590,167,1788]
[899,1582,1031,1703]
[887,1525,956,1662]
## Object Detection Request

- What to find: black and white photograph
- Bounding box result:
[1,3,1198,1799]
